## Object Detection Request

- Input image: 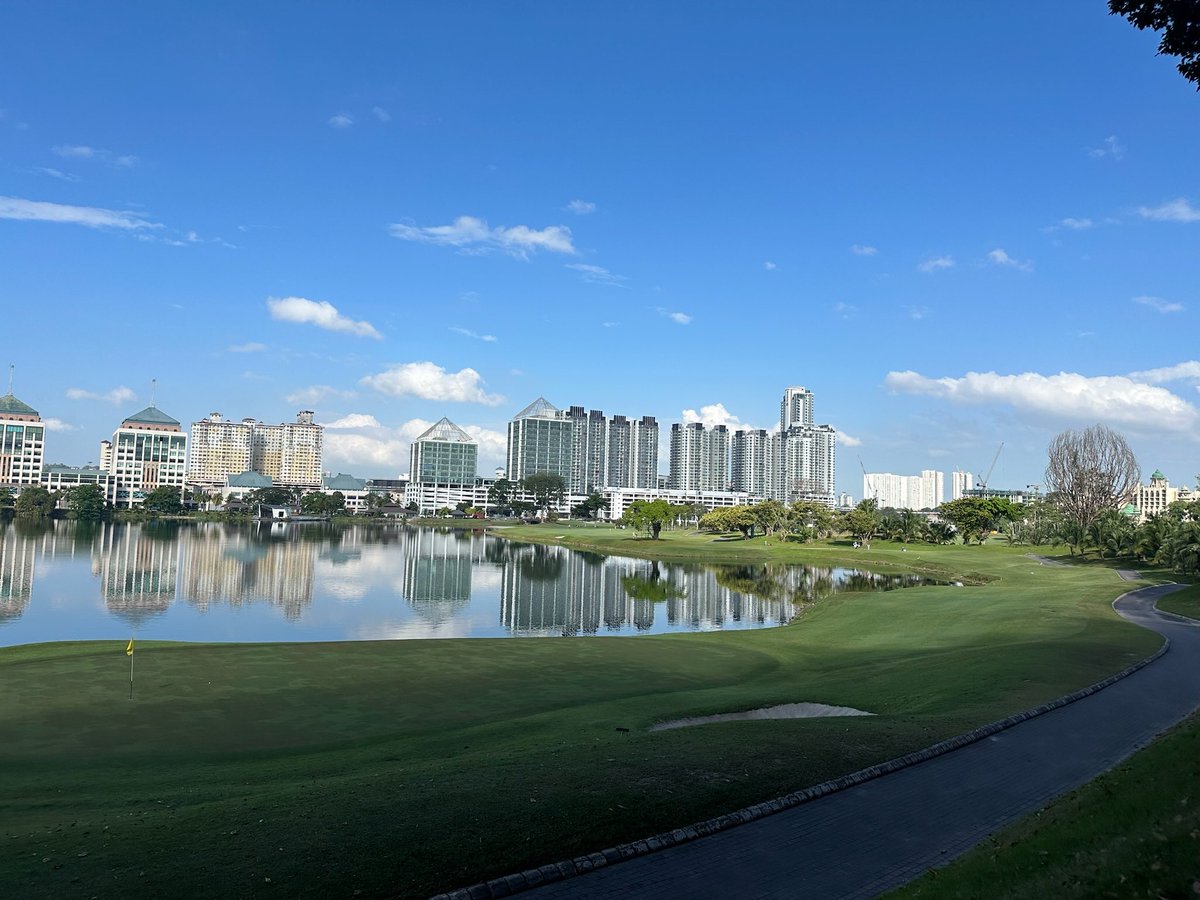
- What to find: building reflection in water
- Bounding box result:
[0,519,114,622]
[93,522,180,626]
[0,520,937,637]
[400,528,480,626]
[494,541,798,636]
[177,523,316,621]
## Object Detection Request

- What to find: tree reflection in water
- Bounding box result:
[621,561,686,603]
[710,563,935,605]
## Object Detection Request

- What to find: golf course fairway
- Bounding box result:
[0,530,1166,898]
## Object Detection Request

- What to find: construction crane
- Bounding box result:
[977,442,1004,497]
[858,455,878,505]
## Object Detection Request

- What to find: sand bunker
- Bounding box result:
[651,702,874,731]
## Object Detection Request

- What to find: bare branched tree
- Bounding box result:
[1045,424,1141,532]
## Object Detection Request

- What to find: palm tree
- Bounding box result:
[1163,521,1200,576]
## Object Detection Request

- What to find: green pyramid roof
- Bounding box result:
[0,392,38,417]
[323,472,367,491]
[123,405,180,427]
[228,471,273,488]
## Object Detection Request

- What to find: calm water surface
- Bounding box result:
[0,520,934,646]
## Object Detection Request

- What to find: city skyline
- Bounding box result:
[3,4,1198,496]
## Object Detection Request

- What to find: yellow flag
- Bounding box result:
[126,637,134,656]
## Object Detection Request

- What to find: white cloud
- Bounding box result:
[764,261,777,270]
[1133,295,1184,314]
[833,302,857,317]
[450,326,498,342]
[388,215,575,257]
[42,417,77,432]
[1059,217,1094,230]
[602,321,619,328]
[284,385,356,405]
[656,308,692,325]
[328,113,354,128]
[323,413,383,429]
[372,106,390,122]
[884,369,1197,432]
[1128,361,1200,383]
[266,296,382,339]
[566,199,596,215]
[323,431,409,471]
[1088,135,1125,160]
[566,263,627,286]
[1138,198,1200,223]
[833,428,862,447]
[682,403,747,429]
[227,342,267,353]
[52,145,138,167]
[905,305,929,320]
[53,145,96,159]
[850,244,878,256]
[987,248,1033,272]
[462,425,507,461]
[918,255,955,273]
[0,196,159,230]
[34,167,80,182]
[360,361,505,406]
[66,386,136,405]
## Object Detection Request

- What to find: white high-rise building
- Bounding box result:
[186,410,323,492]
[0,391,45,486]
[250,411,323,491]
[668,422,705,490]
[187,412,253,491]
[507,398,574,483]
[669,422,728,491]
[951,471,974,500]
[919,469,945,509]
[781,424,836,504]
[566,406,607,493]
[780,386,814,432]
[730,429,770,496]
[108,405,188,508]
[775,386,837,506]
[409,417,478,484]
[862,470,944,510]
[603,414,658,490]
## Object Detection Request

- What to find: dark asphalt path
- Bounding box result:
[521,583,1200,899]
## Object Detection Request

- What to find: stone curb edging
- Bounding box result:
[431,588,1171,900]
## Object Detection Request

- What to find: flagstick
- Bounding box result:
[129,642,135,700]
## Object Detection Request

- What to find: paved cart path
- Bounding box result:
[511,582,1200,899]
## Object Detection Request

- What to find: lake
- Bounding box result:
[0,519,933,646]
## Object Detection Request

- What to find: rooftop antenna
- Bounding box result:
[150,378,157,406]
[7,363,13,395]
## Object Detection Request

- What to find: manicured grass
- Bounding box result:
[893,589,1200,900]
[1158,582,1200,619]
[894,710,1200,899]
[0,532,1163,898]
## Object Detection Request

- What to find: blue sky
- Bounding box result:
[2,2,1198,496]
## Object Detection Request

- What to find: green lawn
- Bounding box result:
[1157,581,1200,619]
[894,579,1200,900]
[0,530,1164,898]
